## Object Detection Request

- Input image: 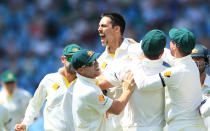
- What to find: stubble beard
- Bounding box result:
[65,63,76,75]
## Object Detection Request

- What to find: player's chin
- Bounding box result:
[101,41,107,46]
[95,69,101,76]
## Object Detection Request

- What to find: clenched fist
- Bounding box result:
[15,124,26,131]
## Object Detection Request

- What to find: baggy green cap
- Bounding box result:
[191,44,209,64]
[63,44,82,56]
[169,28,196,53]
[142,29,166,56]
[71,49,100,70]
[1,70,17,83]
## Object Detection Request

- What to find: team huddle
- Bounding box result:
[0,12,209,131]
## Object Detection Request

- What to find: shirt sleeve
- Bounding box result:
[87,88,113,115]
[133,65,180,91]
[132,64,163,91]
[3,107,11,131]
[160,67,181,89]
[21,77,48,129]
[200,98,210,118]
[103,61,124,87]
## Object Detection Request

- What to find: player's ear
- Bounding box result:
[114,26,120,33]
[61,56,66,64]
[77,68,84,74]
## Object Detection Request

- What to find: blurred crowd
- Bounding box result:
[0,0,210,94]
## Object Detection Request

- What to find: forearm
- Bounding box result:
[137,74,163,90]
[107,90,132,115]
[22,85,46,128]
[98,79,114,90]
[22,98,45,128]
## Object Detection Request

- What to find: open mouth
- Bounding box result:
[99,34,105,40]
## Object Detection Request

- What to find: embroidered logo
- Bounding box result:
[164,71,172,77]
[87,51,94,56]
[72,48,79,52]
[7,73,13,79]
[52,83,60,90]
[99,94,105,102]
[101,62,107,69]
[192,48,198,54]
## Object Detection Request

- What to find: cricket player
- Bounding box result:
[15,44,81,131]
[0,104,11,131]
[97,12,142,130]
[71,49,135,131]
[0,70,31,131]
[192,44,210,129]
[133,28,206,131]
[99,29,167,131]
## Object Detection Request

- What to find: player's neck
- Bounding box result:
[60,67,76,83]
[108,37,123,54]
[200,71,206,85]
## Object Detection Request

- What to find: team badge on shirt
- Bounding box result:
[164,71,172,77]
[101,62,107,69]
[99,94,105,102]
[52,83,60,90]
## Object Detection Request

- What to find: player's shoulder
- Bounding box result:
[43,72,60,81]
[17,88,32,98]
[97,50,107,61]
[75,79,99,96]
[127,42,143,56]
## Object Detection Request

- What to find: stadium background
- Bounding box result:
[0,0,209,130]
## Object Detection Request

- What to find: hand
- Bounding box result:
[15,124,26,131]
[122,71,135,93]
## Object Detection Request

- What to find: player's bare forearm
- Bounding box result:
[107,72,135,115]
[98,79,114,90]
[107,89,132,115]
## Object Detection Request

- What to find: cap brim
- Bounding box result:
[2,78,16,83]
[88,53,100,64]
[191,53,205,58]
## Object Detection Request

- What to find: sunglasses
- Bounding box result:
[65,56,72,63]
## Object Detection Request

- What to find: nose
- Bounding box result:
[98,26,102,32]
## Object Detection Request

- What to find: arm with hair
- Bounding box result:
[15,78,47,131]
[107,72,135,115]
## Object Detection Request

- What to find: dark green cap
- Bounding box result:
[1,70,17,83]
[191,44,209,64]
[142,29,166,56]
[63,44,81,56]
[169,28,196,53]
[71,49,100,70]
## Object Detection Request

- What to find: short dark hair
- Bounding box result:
[171,41,190,56]
[144,49,164,60]
[101,12,126,35]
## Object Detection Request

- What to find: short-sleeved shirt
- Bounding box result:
[98,39,142,99]
[138,55,203,125]
[104,57,166,129]
[72,73,113,131]
[0,87,31,131]
[22,71,76,131]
